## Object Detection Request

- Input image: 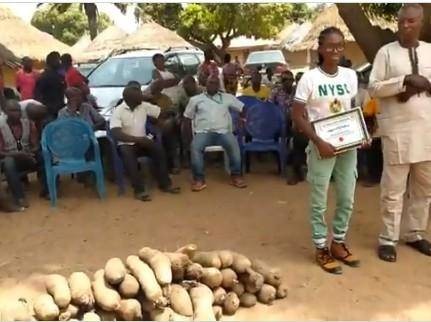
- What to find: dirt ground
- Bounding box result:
[0,163,431,321]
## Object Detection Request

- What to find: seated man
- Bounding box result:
[179,75,203,165]
[146,80,181,173]
[183,75,247,191]
[58,87,105,130]
[110,85,180,201]
[0,99,46,208]
[241,69,271,100]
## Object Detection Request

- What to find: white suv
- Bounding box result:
[87,48,204,119]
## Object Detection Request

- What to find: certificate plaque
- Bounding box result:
[312,107,370,154]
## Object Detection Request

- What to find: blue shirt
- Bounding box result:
[183,92,244,134]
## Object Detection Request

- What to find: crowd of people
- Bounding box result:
[0,3,429,275]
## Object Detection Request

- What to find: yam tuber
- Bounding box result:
[257,284,276,305]
[212,305,223,321]
[223,292,240,316]
[221,268,238,289]
[126,255,167,307]
[118,273,140,298]
[240,268,264,294]
[59,304,79,321]
[150,307,192,322]
[276,284,288,299]
[251,259,282,287]
[201,268,223,289]
[163,284,193,317]
[240,293,257,308]
[217,250,234,268]
[104,258,126,285]
[191,251,222,269]
[165,252,192,282]
[212,287,227,306]
[69,272,94,310]
[34,294,60,321]
[92,269,121,312]
[138,247,172,285]
[96,309,116,321]
[185,263,203,281]
[231,282,245,297]
[82,312,101,321]
[45,274,71,309]
[231,252,252,274]
[189,284,216,321]
[1,298,34,321]
[175,244,198,258]
[115,299,142,321]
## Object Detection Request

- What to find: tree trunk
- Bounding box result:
[337,3,396,63]
[421,4,431,42]
[84,3,98,40]
[184,38,227,64]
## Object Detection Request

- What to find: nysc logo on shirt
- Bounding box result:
[318,84,351,97]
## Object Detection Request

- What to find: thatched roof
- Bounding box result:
[122,22,192,51]
[0,5,71,61]
[71,34,92,55]
[291,5,396,51]
[278,22,312,51]
[75,26,128,63]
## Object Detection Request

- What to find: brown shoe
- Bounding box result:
[330,242,360,267]
[191,181,207,192]
[230,175,247,188]
[316,247,342,274]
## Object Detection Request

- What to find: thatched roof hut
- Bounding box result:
[74,25,128,63]
[121,22,192,51]
[290,5,396,52]
[70,34,92,56]
[0,5,71,62]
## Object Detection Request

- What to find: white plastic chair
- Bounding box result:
[192,120,231,174]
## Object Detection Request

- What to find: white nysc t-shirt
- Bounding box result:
[294,66,358,122]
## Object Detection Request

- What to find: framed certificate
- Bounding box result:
[312,107,370,154]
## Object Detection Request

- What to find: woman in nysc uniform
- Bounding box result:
[291,27,363,274]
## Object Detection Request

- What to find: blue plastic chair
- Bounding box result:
[41,118,106,207]
[237,97,287,176]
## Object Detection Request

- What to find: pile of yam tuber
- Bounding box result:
[3,244,287,321]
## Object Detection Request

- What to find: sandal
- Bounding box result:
[377,245,397,262]
[406,239,431,256]
[230,175,247,189]
[134,191,152,202]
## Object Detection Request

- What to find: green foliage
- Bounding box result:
[360,4,402,21]
[180,4,312,47]
[32,4,111,45]
[138,3,313,50]
[136,3,183,30]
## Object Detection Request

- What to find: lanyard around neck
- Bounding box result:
[206,92,223,104]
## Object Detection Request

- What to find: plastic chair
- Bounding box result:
[237,98,287,176]
[192,111,241,174]
[41,118,106,207]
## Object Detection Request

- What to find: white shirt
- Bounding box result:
[0,99,42,121]
[110,101,160,145]
[369,40,431,164]
[184,92,244,134]
[294,66,358,122]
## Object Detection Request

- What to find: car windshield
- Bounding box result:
[246,51,284,64]
[88,56,154,87]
